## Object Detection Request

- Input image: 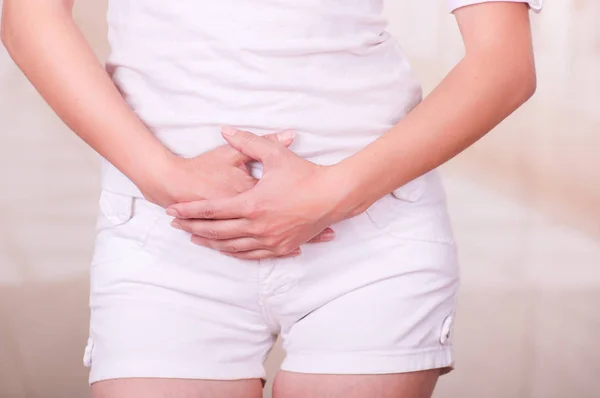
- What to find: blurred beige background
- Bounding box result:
[1,1,599,397]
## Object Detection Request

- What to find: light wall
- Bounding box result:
[1,1,599,397]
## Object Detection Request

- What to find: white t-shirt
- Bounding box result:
[102,0,542,196]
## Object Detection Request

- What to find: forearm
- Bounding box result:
[334,50,536,216]
[1,0,176,192]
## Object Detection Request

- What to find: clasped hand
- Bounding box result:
[167,127,348,260]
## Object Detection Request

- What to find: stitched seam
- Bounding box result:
[288,346,452,357]
[364,209,456,246]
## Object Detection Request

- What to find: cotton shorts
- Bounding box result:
[84,170,460,384]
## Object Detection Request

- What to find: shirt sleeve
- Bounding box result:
[447,0,543,14]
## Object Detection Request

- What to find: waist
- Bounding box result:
[106,26,422,137]
[108,58,422,149]
[100,128,433,201]
[157,128,386,161]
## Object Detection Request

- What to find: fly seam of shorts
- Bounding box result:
[257,259,280,333]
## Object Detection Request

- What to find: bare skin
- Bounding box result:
[0,0,333,224]
[91,371,439,398]
[2,0,536,397]
[273,370,440,398]
[92,378,262,398]
[169,3,537,261]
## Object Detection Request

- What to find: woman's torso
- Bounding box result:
[103,0,423,194]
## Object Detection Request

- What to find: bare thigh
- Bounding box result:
[273,370,440,398]
[92,378,263,398]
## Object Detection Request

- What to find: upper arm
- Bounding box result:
[2,0,74,11]
[452,2,536,63]
[451,1,539,95]
[447,0,542,14]
[1,0,75,42]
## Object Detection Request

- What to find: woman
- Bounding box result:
[1,0,541,397]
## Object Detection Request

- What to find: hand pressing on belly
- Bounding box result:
[142,131,290,205]
[166,127,352,260]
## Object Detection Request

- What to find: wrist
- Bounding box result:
[133,148,185,206]
[322,162,375,222]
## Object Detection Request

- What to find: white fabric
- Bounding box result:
[85,170,459,382]
[102,0,541,197]
[447,0,543,13]
[102,0,424,197]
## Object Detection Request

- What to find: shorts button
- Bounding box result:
[440,315,454,344]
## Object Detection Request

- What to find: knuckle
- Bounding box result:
[179,221,192,232]
[264,147,282,162]
[206,228,219,239]
[240,134,256,146]
[259,223,279,240]
[262,237,276,249]
[249,223,267,237]
[176,208,188,218]
[223,244,238,253]
[281,243,295,254]
[184,222,196,234]
[202,207,216,219]
[267,236,283,249]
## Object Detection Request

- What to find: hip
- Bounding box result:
[91,169,456,280]
[89,177,459,324]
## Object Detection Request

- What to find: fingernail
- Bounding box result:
[166,208,179,217]
[221,125,237,137]
[277,130,295,142]
[170,220,183,230]
[291,248,301,256]
[321,231,335,241]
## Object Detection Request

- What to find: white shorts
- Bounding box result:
[84,171,460,384]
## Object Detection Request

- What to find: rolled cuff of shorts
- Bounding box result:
[89,359,265,385]
[280,347,454,375]
[447,0,543,14]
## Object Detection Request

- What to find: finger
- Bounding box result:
[307,228,335,243]
[167,195,248,220]
[275,248,304,258]
[265,130,296,147]
[230,130,296,165]
[220,248,302,261]
[221,126,293,165]
[191,235,265,252]
[171,218,251,239]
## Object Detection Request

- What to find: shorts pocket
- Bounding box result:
[365,172,455,245]
[90,190,160,266]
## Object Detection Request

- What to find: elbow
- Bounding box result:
[503,61,537,109]
[466,50,538,107]
[511,49,538,102]
[518,66,537,103]
[1,5,16,52]
[1,32,13,55]
[1,26,19,61]
[1,14,9,48]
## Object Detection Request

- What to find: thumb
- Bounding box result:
[264,129,296,147]
[221,126,293,164]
